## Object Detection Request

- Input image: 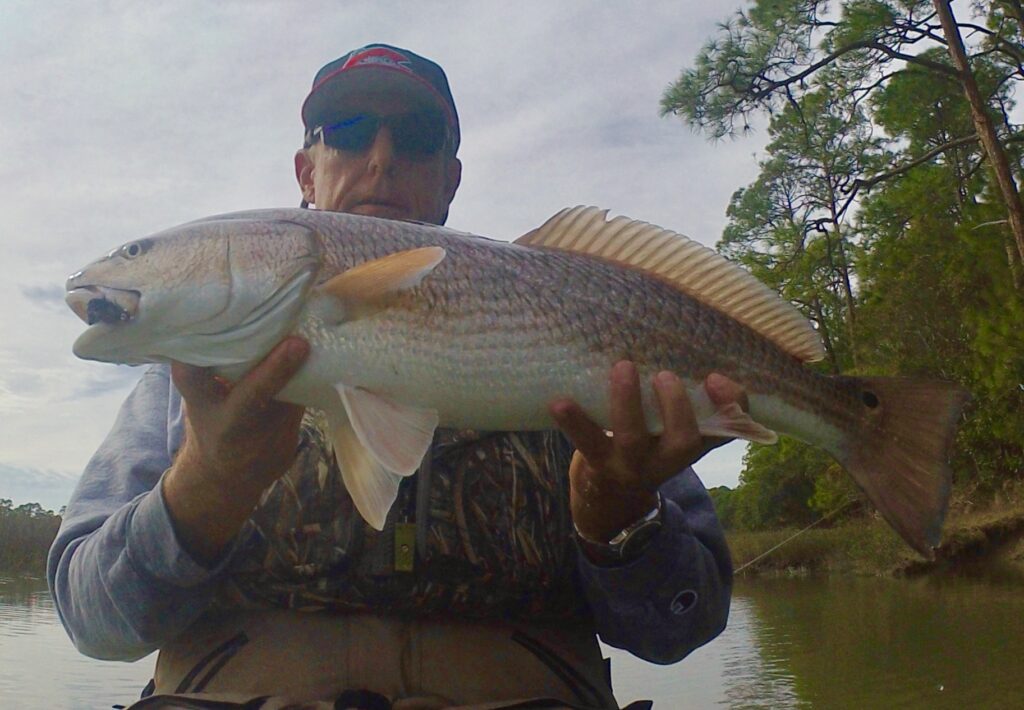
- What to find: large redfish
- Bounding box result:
[65,206,968,554]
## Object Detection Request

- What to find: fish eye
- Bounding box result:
[121,241,149,259]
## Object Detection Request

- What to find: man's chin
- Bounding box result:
[350,203,411,220]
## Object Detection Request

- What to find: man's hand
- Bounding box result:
[162,337,310,566]
[549,361,745,543]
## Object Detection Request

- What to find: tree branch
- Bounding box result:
[958,21,1024,64]
[743,37,956,103]
[846,134,982,195]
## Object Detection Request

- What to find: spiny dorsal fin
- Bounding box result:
[516,206,825,362]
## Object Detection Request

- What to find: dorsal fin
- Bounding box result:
[516,206,825,362]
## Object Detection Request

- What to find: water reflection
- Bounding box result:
[605,594,802,708]
[735,574,1024,708]
[0,577,155,709]
[3,574,1024,708]
[607,571,1024,708]
[718,596,802,709]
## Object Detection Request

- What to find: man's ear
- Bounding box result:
[295,149,316,205]
[444,156,462,206]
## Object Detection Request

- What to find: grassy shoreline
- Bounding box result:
[727,500,1024,577]
[8,498,1024,581]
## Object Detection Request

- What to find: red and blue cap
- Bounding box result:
[301,44,460,154]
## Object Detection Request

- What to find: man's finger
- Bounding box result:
[653,370,702,458]
[171,361,225,406]
[231,337,310,411]
[706,372,748,412]
[608,361,649,462]
[549,398,611,465]
[698,373,748,455]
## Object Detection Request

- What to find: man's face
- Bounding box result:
[295,92,461,225]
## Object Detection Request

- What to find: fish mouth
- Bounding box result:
[66,286,141,325]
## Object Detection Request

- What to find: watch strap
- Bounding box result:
[574,493,664,564]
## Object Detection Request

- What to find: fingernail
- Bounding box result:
[286,338,309,359]
[655,370,677,387]
[706,372,731,391]
[548,400,570,420]
[613,360,636,379]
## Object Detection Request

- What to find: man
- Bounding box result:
[49,44,737,709]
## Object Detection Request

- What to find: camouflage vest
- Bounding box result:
[216,410,589,622]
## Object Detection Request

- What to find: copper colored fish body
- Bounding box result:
[66,207,968,553]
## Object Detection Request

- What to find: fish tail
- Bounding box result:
[836,376,969,558]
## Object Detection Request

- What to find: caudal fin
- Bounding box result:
[838,377,969,558]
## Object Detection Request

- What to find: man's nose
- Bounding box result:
[366,126,397,173]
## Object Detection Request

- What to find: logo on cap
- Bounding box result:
[342,47,413,75]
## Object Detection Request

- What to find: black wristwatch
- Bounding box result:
[574,493,664,564]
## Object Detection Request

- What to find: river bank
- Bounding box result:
[0,503,60,577]
[10,491,1024,581]
[727,495,1024,577]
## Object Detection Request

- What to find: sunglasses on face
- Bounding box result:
[310,110,449,159]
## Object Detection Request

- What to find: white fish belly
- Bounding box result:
[284,310,680,432]
[748,392,845,454]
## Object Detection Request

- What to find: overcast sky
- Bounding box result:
[0,1,767,510]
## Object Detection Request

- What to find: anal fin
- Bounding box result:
[700,401,778,445]
[691,385,778,444]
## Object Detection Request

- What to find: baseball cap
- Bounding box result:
[301,44,460,154]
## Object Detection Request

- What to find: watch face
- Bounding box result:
[619,519,663,560]
[575,495,664,564]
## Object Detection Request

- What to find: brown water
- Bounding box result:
[3,572,1023,708]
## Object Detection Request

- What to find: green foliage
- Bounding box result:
[857,72,1024,492]
[661,0,827,137]
[671,0,1024,533]
[871,51,967,149]
[721,83,888,368]
[808,461,859,517]
[731,437,832,530]
[708,486,738,529]
[726,517,909,573]
[0,498,61,575]
[660,0,964,138]
[824,0,898,50]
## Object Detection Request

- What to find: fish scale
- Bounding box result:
[66,207,969,553]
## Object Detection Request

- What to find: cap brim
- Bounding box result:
[302,66,454,129]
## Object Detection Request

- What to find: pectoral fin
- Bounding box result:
[317,247,445,321]
[320,384,438,530]
[337,384,438,475]
[322,401,403,530]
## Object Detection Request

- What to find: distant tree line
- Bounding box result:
[667,0,1024,530]
[0,499,61,574]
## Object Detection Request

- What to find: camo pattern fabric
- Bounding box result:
[215,409,588,621]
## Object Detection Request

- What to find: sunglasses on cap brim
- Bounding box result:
[308,110,449,159]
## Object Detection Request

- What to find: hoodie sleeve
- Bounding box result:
[46,365,237,661]
[576,466,733,664]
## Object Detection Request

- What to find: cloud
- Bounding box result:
[19,284,67,312]
[67,366,145,400]
[1,1,760,492]
[0,462,79,512]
